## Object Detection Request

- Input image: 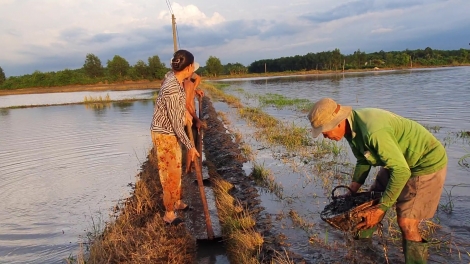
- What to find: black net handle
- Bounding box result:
[331,185,352,200]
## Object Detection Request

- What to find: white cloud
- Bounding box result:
[158,3,225,27]
[0,0,469,76]
[371,27,394,34]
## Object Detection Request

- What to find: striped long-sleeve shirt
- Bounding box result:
[150,71,194,150]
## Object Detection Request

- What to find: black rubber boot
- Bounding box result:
[404,239,428,264]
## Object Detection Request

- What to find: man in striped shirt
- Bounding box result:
[150,50,200,225]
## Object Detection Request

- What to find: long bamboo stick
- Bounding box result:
[185,123,214,240]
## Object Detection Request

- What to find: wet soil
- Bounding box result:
[192,96,307,263]
[134,97,305,263]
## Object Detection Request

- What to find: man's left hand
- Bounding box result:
[355,207,386,231]
[195,89,204,97]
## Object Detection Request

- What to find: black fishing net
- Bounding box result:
[320,185,382,232]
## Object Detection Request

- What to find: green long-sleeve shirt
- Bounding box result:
[345,108,447,211]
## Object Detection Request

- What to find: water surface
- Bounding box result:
[1,67,469,263]
[0,100,155,263]
[214,66,470,263]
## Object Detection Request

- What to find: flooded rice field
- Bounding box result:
[1,67,469,263]
[211,66,470,263]
[0,97,154,263]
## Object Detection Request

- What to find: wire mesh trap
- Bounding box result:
[320,185,382,232]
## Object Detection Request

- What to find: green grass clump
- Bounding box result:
[251,163,284,199]
[259,93,311,111]
[84,93,111,103]
[238,107,278,128]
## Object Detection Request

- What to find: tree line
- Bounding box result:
[248,47,470,73]
[0,47,469,89]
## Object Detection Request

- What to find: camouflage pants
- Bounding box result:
[151,132,182,212]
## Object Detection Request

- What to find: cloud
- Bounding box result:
[158,3,225,27]
[371,27,394,34]
[0,0,468,77]
[300,0,445,23]
[87,33,121,44]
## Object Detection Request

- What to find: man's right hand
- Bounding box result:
[349,182,362,194]
[337,182,362,198]
[195,89,204,97]
[188,148,200,162]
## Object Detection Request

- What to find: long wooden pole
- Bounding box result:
[186,123,215,240]
[173,14,213,239]
[171,14,177,52]
[197,96,203,164]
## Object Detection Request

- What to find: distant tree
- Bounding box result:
[225,62,247,75]
[459,48,469,63]
[147,55,167,80]
[353,49,367,68]
[83,53,104,78]
[394,53,411,67]
[206,56,223,77]
[424,47,433,59]
[385,53,395,67]
[107,55,130,79]
[331,48,342,71]
[134,60,148,79]
[0,66,5,84]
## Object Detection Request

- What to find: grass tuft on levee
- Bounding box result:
[210,174,263,263]
[74,149,196,264]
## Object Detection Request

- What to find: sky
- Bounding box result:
[1,0,469,77]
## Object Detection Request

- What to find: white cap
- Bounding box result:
[193,62,200,72]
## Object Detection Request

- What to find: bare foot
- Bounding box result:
[163,211,176,223]
[174,200,188,210]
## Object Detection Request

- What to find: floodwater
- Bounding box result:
[0,67,469,263]
[0,92,155,263]
[213,66,470,263]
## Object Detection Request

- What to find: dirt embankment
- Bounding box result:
[0,80,162,96]
[201,96,307,263]
[85,95,305,263]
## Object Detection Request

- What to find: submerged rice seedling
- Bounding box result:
[258,93,311,111]
[422,124,442,133]
[202,83,242,107]
[84,93,111,103]
[239,107,278,128]
[439,184,465,214]
[458,153,470,170]
[251,163,284,199]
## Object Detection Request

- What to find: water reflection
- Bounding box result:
[113,101,135,110]
[84,102,112,111]
[0,101,154,264]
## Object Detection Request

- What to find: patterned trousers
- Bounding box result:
[151,132,182,212]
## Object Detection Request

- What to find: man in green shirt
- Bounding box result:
[308,98,447,264]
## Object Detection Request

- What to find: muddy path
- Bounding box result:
[94,95,306,263]
[196,96,307,263]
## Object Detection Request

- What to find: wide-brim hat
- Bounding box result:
[193,62,200,72]
[308,98,352,138]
